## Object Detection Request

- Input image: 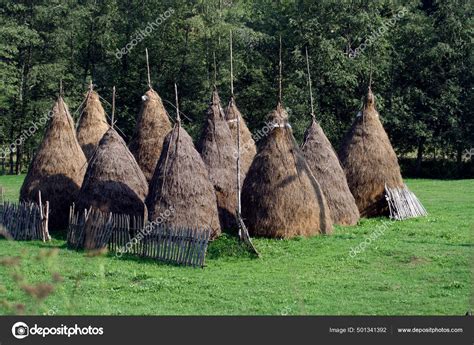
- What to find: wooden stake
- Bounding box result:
[111,86,116,128]
[89,79,93,92]
[175,83,180,124]
[59,79,63,97]
[278,35,282,104]
[305,47,315,120]
[146,48,152,89]
[213,51,217,88]
[230,30,234,97]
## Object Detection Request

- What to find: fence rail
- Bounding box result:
[68,207,211,267]
[0,199,49,241]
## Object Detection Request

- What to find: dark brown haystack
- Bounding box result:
[241,103,333,238]
[146,123,221,239]
[20,96,87,231]
[197,88,237,230]
[301,119,360,225]
[338,87,404,217]
[129,88,172,183]
[225,97,256,180]
[76,128,148,219]
[76,90,109,161]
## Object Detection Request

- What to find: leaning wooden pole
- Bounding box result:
[229,30,259,256]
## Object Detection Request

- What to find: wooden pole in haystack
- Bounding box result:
[146,48,152,90]
[111,86,116,128]
[229,30,259,256]
[278,35,282,105]
[305,47,315,120]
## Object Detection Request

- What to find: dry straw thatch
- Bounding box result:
[225,97,256,180]
[76,127,149,219]
[197,88,237,230]
[338,87,405,217]
[302,119,360,225]
[20,96,87,231]
[76,89,109,161]
[129,88,172,183]
[146,85,221,238]
[241,103,333,238]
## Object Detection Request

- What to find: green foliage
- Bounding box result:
[0,0,472,175]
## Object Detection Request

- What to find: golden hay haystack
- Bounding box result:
[129,88,172,183]
[76,128,148,219]
[146,122,221,239]
[338,87,404,217]
[225,97,256,180]
[241,103,333,238]
[20,96,87,231]
[197,89,237,230]
[301,119,360,225]
[76,90,109,161]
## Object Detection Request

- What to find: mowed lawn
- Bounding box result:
[0,175,472,315]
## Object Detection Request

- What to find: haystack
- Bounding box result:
[146,87,221,239]
[241,103,333,238]
[302,120,360,225]
[197,88,237,230]
[225,97,256,180]
[129,88,172,183]
[20,96,87,231]
[76,128,148,219]
[338,87,426,218]
[76,88,109,161]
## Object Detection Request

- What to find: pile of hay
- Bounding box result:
[301,119,360,225]
[225,97,256,180]
[76,128,148,219]
[241,103,333,238]
[197,89,237,230]
[76,89,109,161]
[146,122,221,239]
[129,88,172,183]
[20,96,87,231]
[338,87,405,217]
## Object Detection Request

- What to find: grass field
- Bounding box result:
[0,175,472,315]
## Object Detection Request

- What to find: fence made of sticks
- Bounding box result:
[385,184,428,220]
[67,206,212,267]
[0,200,49,241]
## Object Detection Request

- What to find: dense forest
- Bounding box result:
[0,0,472,177]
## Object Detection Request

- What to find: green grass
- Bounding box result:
[0,175,472,315]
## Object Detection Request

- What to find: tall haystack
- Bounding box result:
[241,103,333,238]
[197,88,237,230]
[300,48,359,225]
[129,88,172,183]
[338,87,426,218]
[225,97,256,179]
[146,85,221,239]
[20,96,87,231]
[76,86,109,161]
[76,127,148,219]
[302,120,360,225]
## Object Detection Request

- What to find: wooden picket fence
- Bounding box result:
[385,184,428,220]
[0,200,50,241]
[67,206,212,267]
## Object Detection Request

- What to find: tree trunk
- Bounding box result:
[415,138,425,176]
